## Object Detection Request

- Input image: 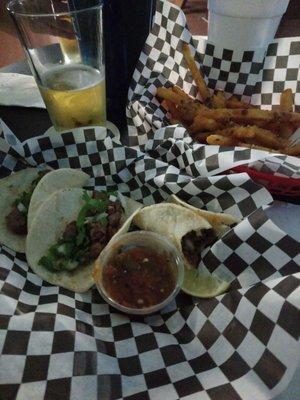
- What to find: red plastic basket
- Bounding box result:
[229,165,300,198]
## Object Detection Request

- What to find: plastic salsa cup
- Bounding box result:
[94,231,185,315]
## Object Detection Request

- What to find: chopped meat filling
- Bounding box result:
[181,228,215,267]
[60,204,123,266]
[63,221,77,240]
[39,191,124,272]
[5,206,27,235]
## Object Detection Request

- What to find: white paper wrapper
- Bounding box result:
[0,119,299,400]
[0,73,45,108]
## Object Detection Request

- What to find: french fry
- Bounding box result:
[249,126,287,149]
[206,134,237,146]
[188,114,222,133]
[283,143,300,156]
[157,87,203,122]
[278,124,295,139]
[182,43,210,101]
[156,77,299,157]
[251,120,295,140]
[172,86,194,101]
[198,108,300,125]
[213,126,256,140]
[156,87,184,105]
[178,102,200,123]
[211,91,226,109]
[191,131,210,143]
[280,89,293,112]
[226,95,253,109]
[259,121,283,134]
[165,100,181,124]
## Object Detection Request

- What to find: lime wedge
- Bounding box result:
[181,268,230,298]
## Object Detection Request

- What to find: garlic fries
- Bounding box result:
[156,43,300,156]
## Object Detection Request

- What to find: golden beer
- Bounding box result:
[38,64,106,132]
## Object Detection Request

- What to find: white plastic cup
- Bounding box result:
[208,0,290,50]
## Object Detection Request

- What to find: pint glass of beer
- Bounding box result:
[7,0,106,132]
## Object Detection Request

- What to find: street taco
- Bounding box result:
[27,168,90,229]
[0,168,90,253]
[26,188,142,292]
[168,194,240,237]
[94,201,235,299]
[0,168,48,253]
[132,203,215,269]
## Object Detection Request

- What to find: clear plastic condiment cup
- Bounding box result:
[94,231,184,315]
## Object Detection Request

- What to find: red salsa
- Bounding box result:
[102,246,177,309]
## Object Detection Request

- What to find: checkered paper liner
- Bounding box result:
[126,0,300,182]
[0,121,299,400]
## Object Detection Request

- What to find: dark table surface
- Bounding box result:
[0,54,52,140]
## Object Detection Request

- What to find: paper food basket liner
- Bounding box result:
[126,1,300,183]
[0,1,299,399]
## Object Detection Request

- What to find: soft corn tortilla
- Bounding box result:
[26,188,142,292]
[27,168,90,230]
[168,194,240,237]
[133,203,212,269]
[0,168,39,253]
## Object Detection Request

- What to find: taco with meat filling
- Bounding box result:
[132,201,239,269]
[94,200,238,298]
[27,168,90,230]
[26,188,142,292]
[168,195,240,237]
[132,203,213,269]
[0,168,89,253]
[0,168,48,252]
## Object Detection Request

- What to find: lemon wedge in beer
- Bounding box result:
[181,268,230,298]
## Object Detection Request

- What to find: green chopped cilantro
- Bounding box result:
[39,255,54,271]
[13,190,33,214]
[38,190,117,272]
[13,170,49,215]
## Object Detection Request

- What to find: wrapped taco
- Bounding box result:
[0,168,89,253]
[26,188,142,292]
[27,168,90,229]
[0,168,48,253]
[94,200,235,299]
[133,203,215,269]
[168,194,240,237]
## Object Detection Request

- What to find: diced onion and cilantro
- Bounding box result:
[6,170,50,236]
[38,190,119,273]
[13,171,48,216]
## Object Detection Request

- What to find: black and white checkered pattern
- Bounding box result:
[126,1,300,185]
[196,40,265,102]
[0,232,299,400]
[252,38,300,112]
[247,155,300,179]
[1,121,274,217]
[0,0,299,398]
[0,122,299,400]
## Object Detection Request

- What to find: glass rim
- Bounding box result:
[6,0,103,18]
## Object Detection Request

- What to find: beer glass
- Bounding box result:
[7,0,106,132]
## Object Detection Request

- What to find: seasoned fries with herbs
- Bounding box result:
[182,44,210,101]
[156,43,300,157]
